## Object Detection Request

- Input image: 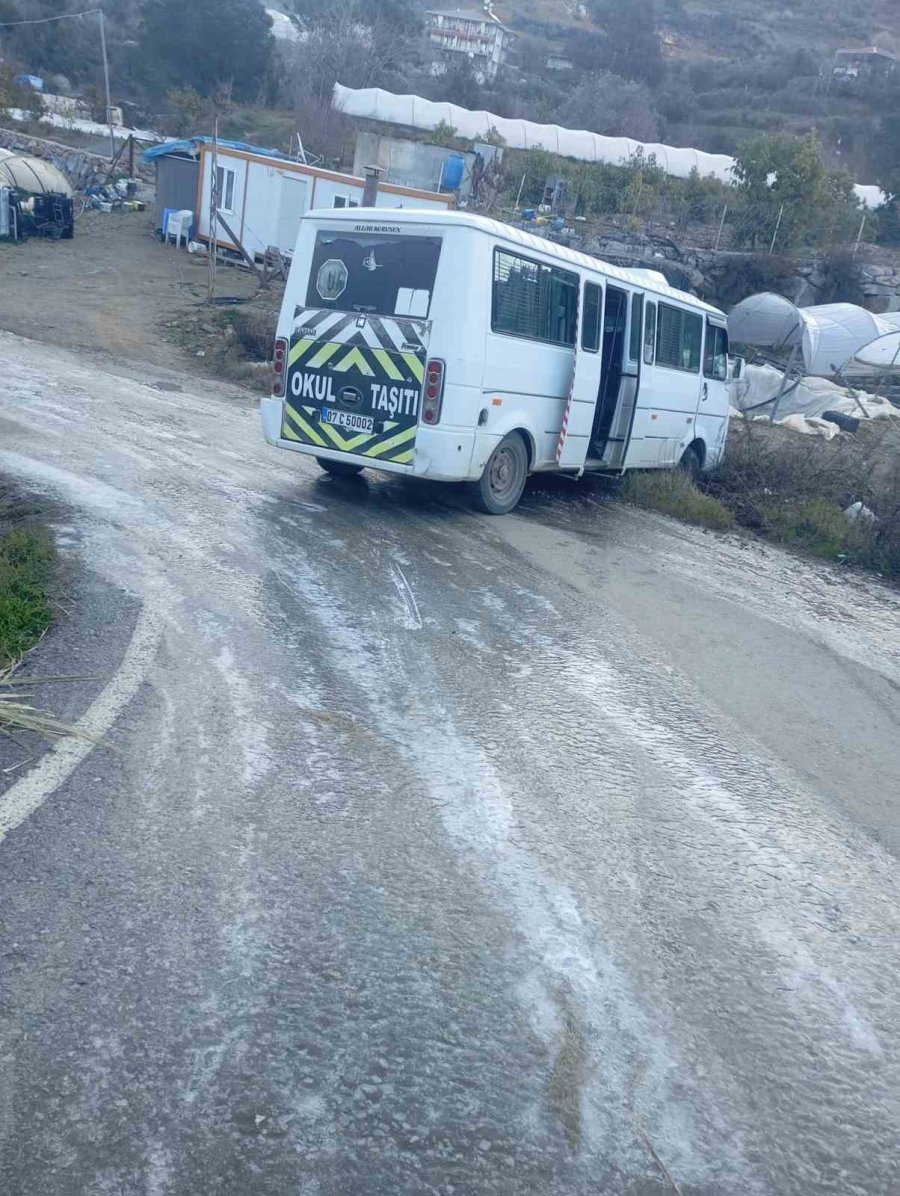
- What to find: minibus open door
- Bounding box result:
[555,332,605,473]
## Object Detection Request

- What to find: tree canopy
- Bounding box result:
[137,0,273,102]
[732,132,861,250]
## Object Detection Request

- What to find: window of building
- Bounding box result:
[703,322,729,380]
[656,303,702,373]
[215,166,236,213]
[333,195,359,209]
[644,302,657,365]
[628,293,644,362]
[581,282,602,353]
[492,250,578,346]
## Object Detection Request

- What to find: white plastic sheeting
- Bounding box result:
[729,293,900,377]
[0,155,72,197]
[8,107,162,145]
[333,84,887,209]
[840,331,900,376]
[732,362,900,422]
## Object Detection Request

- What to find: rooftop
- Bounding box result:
[301,207,722,314]
[427,8,511,31]
[834,46,897,60]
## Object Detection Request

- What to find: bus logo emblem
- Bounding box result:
[339,385,363,409]
[316,259,348,301]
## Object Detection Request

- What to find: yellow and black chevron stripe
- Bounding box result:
[281,309,427,466]
[282,405,417,465]
[286,334,425,387]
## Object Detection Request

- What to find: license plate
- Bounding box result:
[322,408,374,434]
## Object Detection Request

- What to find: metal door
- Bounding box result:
[556,282,605,471]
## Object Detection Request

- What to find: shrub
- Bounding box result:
[707,419,900,577]
[0,527,55,667]
[228,310,277,361]
[622,469,735,529]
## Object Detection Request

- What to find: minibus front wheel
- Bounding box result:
[472,433,528,515]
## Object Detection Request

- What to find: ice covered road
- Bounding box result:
[1,330,900,1196]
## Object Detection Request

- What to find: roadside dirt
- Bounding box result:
[0,207,279,379]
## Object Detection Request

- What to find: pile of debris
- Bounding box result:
[0,151,74,242]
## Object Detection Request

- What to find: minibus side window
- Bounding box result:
[703,322,729,381]
[644,302,657,364]
[656,304,702,373]
[628,294,643,362]
[581,282,602,353]
[492,250,578,346]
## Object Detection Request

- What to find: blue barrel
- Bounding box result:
[440,154,465,192]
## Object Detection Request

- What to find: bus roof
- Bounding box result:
[303,207,724,316]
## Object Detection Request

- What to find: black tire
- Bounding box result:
[472,433,528,515]
[316,456,364,478]
[679,444,702,479]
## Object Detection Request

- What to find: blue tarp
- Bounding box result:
[142,137,289,163]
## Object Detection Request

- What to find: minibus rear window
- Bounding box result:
[306,231,442,318]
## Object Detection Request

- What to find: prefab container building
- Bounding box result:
[146,137,454,258]
[194,143,454,259]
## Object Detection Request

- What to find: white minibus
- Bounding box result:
[261,209,731,514]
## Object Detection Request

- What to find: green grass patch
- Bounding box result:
[622,469,736,530]
[756,496,866,561]
[0,527,56,668]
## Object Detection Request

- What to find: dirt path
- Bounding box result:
[0,209,265,372]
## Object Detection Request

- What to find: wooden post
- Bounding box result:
[714,204,727,251]
[215,211,267,287]
[207,120,218,303]
[769,204,785,255]
[770,341,801,422]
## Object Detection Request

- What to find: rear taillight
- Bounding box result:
[422,358,445,426]
[272,336,288,398]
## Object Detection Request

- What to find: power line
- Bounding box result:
[0,8,101,27]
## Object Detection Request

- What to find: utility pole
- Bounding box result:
[98,8,116,161]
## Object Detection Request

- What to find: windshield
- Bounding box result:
[306,231,442,319]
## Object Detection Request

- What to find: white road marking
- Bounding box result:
[388,561,422,630]
[0,606,160,845]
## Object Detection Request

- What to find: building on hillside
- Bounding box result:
[833,47,897,80]
[426,6,514,82]
[545,51,573,71]
[144,137,454,259]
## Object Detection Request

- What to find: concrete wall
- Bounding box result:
[354,132,473,199]
[153,155,200,232]
[0,127,111,190]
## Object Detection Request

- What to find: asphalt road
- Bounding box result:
[1,329,900,1196]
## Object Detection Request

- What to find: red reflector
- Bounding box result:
[272,337,289,398]
[422,357,445,426]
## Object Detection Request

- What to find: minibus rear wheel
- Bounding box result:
[317,457,364,478]
[473,433,528,515]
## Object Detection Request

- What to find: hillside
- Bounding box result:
[1,0,897,190]
[474,0,899,182]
